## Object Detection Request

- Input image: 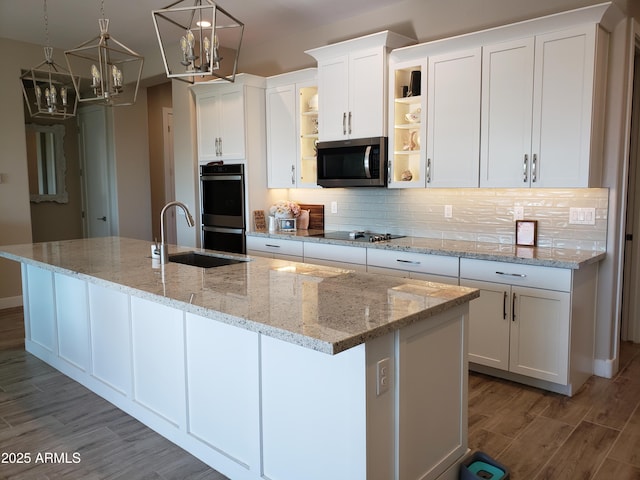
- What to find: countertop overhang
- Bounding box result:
[248,229,605,269]
[0,237,479,355]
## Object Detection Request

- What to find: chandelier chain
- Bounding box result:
[100,0,105,19]
[43,0,50,47]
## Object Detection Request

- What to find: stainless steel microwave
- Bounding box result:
[316,137,387,187]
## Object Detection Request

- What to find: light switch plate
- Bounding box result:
[569,207,596,225]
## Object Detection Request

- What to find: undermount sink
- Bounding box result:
[168,251,250,268]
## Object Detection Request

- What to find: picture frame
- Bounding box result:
[515,220,538,247]
[278,218,296,232]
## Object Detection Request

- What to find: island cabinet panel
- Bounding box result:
[54,273,90,371]
[88,283,131,396]
[131,297,186,428]
[397,305,468,480]
[185,313,260,473]
[260,336,368,480]
[366,249,459,284]
[24,264,56,353]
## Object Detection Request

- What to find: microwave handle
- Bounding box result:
[363,146,372,178]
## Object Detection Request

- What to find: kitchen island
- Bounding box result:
[0,237,478,480]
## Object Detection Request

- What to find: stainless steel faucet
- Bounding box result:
[160,201,195,264]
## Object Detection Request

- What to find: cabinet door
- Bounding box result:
[510,286,570,383]
[317,55,349,141]
[196,94,221,163]
[461,279,510,371]
[349,48,385,139]
[531,25,596,187]
[480,38,535,187]
[217,88,245,160]
[427,48,481,187]
[266,85,297,188]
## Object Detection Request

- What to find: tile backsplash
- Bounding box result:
[286,187,608,251]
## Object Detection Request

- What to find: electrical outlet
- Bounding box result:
[514,206,524,221]
[376,357,390,396]
[331,201,338,214]
[444,205,453,218]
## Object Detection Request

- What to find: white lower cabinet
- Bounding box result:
[460,258,593,395]
[246,236,303,261]
[303,242,367,272]
[367,248,459,284]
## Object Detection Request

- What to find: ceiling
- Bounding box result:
[0,0,406,81]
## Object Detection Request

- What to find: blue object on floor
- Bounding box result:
[460,451,510,480]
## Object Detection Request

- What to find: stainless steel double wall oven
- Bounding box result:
[200,164,246,254]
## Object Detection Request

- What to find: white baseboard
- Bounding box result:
[0,295,23,309]
[594,357,617,379]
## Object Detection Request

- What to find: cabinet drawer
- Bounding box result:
[246,236,303,257]
[303,242,367,265]
[367,248,459,278]
[460,258,571,292]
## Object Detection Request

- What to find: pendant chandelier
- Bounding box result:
[152,0,243,83]
[21,0,78,120]
[65,0,144,106]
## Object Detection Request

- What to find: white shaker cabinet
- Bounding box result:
[306,31,415,142]
[481,24,607,187]
[426,48,481,188]
[246,236,304,262]
[460,258,597,396]
[192,74,266,164]
[303,242,367,272]
[266,69,318,188]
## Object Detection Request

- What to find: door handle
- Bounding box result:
[503,291,507,320]
[512,292,517,322]
[348,111,352,135]
[291,165,295,185]
[427,158,431,183]
[523,154,528,183]
[342,112,347,135]
[532,154,537,182]
[97,216,107,222]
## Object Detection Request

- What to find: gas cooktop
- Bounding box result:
[312,231,405,243]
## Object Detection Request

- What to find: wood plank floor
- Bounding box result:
[2,307,640,479]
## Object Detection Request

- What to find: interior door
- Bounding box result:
[78,105,112,238]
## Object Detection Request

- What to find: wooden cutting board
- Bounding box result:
[298,204,324,230]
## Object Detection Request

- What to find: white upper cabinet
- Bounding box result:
[426,48,481,188]
[191,74,266,164]
[266,68,318,188]
[481,24,606,187]
[480,38,535,187]
[306,31,415,142]
[531,25,603,187]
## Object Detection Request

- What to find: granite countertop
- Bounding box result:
[247,230,605,269]
[0,237,479,355]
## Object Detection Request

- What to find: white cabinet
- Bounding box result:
[246,236,304,262]
[480,25,606,187]
[460,259,574,388]
[426,48,481,187]
[388,61,426,188]
[266,69,318,188]
[367,248,459,284]
[192,74,266,163]
[303,242,367,272]
[306,31,415,142]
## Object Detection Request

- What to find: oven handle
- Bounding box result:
[202,226,244,234]
[201,175,243,181]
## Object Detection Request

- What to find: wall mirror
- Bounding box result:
[25,123,68,203]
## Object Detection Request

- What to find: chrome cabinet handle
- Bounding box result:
[532,153,537,182]
[427,158,432,183]
[265,244,281,248]
[214,138,219,156]
[348,111,352,134]
[495,271,527,278]
[512,292,517,321]
[396,259,421,265]
[523,154,528,183]
[388,160,392,184]
[342,112,347,135]
[503,291,508,320]
[219,137,223,156]
[291,165,295,185]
